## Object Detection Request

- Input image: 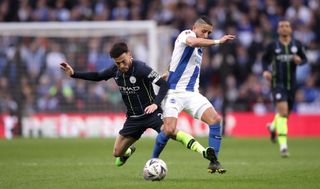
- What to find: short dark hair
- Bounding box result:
[110,42,129,58]
[195,15,213,26]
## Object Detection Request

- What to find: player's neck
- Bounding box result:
[279,35,291,45]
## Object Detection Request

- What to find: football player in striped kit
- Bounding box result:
[156,16,235,174]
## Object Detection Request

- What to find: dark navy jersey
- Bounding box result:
[72,60,168,117]
[262,39,307,90]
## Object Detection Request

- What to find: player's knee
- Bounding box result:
[278,111,288,118]
[215,115,222,124]
[163,126,176,137]
[209,115,222,125]
[163,118,177,137]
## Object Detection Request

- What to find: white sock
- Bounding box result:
[280,144,288,151]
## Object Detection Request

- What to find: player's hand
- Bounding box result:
[219,34,236,44]
[263,71,272,82]
[60,62,74,76]
[293,55,302,65]
[144,104,158,114]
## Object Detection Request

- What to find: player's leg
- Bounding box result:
[153,121,206,159]
[185,94,222,156]
[152,127,170,158]
[149,109,170,158]
[200,107,226,174]
[275,101,289,157]
[163,117,210,157]
[113,134,137,166]
[114,118,145,166]
[162,92,210,160]
[201,107,222,157]
[186,94,226,174]
[267,113,278,143]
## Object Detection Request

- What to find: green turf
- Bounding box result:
[0,137,319,189]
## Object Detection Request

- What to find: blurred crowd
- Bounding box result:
[0,0,319,116]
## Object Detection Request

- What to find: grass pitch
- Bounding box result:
[0,137,319,189]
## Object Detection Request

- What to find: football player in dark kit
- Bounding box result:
[262,20,307,157]
[60,42,169,166]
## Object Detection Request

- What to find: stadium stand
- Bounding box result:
[0,0,319,116]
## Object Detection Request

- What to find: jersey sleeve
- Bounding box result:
[72,66,116,81]
[138,62,168,105]
[138,63,162,84]
[262,43,274,71]
[297,41,308,65]
[178,30,196,44]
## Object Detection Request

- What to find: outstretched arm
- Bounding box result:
[186,34,236,47]
[60,62,111,81]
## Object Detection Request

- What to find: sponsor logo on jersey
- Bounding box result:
[276,54,294,62]
[119,86,140,94]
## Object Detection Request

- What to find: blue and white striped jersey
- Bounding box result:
[167,30,203,92]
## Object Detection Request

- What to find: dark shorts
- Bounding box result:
[119,108,163,139]
[272,87,295,111]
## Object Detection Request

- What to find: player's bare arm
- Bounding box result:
[60,62,74,76]
[186,34,236,47]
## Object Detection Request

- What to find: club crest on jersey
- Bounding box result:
[275,48,281,54]
[291,46,297,53]
[129,76,136,84]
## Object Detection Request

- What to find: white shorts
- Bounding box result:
[162,90,213,119]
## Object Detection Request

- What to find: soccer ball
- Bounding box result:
[143,158,167,181]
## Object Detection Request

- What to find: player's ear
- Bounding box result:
[128,51,133,60]
[192,25,196,31]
